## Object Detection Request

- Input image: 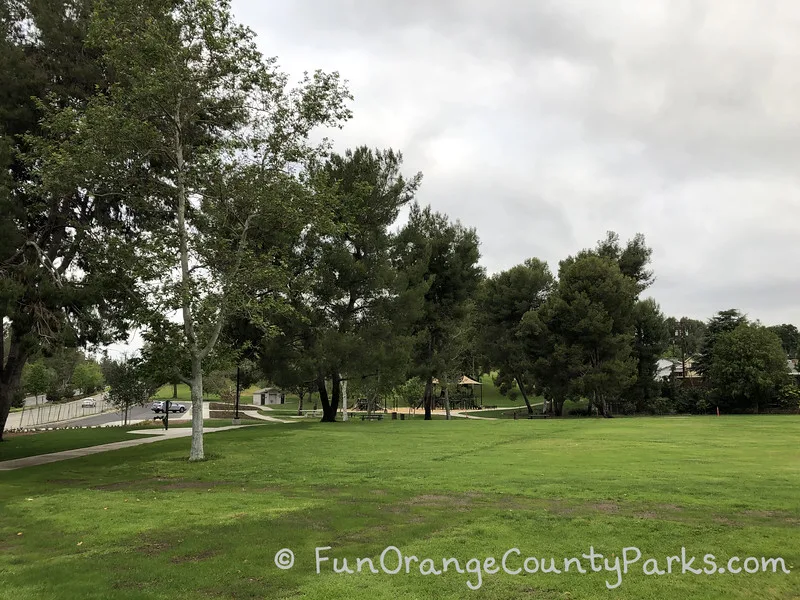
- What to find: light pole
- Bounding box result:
[233,365,241,425]
[676,320,687,380]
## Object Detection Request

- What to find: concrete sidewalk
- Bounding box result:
[0,425,254,471]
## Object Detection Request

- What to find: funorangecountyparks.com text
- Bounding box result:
[271,545,793,591]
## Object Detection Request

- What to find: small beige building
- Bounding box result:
[252,387,285,406]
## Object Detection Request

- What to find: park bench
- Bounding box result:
[303,410,322,418]
[360,413,384,421]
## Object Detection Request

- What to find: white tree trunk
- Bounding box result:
[189,358,204,461]
[341,375,348,421]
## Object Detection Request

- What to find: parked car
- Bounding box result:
[81,398,96,408]
[151,401,186,413]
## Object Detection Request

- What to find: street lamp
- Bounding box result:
[233,365,241,425]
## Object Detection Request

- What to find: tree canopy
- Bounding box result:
[708,324,789,413]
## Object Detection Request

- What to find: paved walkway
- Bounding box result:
[0,425,253,471]
[244,411,298,424]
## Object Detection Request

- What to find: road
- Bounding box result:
[65,403,194,427]
[6,395,193,430]
[23,390,80,407]
[6,393,111,430]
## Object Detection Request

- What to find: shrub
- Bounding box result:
[673,386,709,414]
[644,396,673,415]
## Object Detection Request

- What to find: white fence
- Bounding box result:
[9,396,114,429]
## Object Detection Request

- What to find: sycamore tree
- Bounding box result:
[477,258,554,415]
[395,204,484,420]
[65,0,351,459]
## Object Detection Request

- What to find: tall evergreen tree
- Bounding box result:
[0,0,143,437]
[395,204,484,420]
[626,298,669,412]
[539,254,638,417]
[695,309,748,378]
[477,259,554,415]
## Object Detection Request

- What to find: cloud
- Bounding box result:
[233,0,800,326]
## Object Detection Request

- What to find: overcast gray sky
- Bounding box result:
[226,1,799,326]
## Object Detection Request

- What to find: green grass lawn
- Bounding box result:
[1,416,798,599]
[0,421,269,462]
[153,383,262,403]
[0,427,161,462]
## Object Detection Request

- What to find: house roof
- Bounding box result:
[253,387,282,394]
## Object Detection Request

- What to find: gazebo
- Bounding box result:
[432,375,483,409]
[457,375,483,408]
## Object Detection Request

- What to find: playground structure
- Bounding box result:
[407,375,483,411]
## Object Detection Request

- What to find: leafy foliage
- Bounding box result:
[767,324,800,359]
[21,360,55,402]
[70,360,104,394]
[0,0,145,436]
[477,258,554,414]
[625,298,669,412]
[708,324,789,413]
[695,309,749,378]
[395,203,484,419]
[104,357,158,418]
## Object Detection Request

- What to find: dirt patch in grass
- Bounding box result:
[633,511,659,519]
[657,503,684,512]
[159,480,238,491]
[46,478,87,486]
[138,538,176,556]
[382,492,487,514]
[93,477,163,491]
[411,491,486,505]
[588,501,620,513]
[93,478,236,491]
[111,581,147,590]
[336,524,391,544]
[171,549,217,564]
